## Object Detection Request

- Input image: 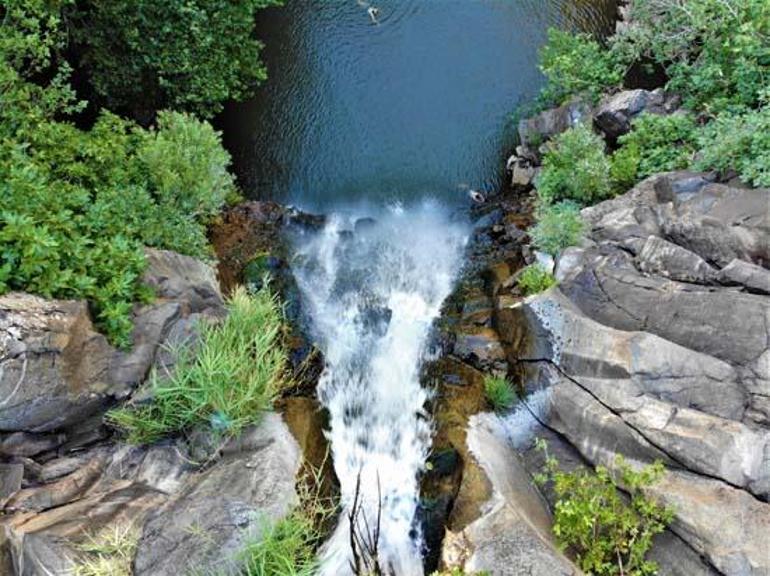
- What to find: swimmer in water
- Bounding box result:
[367,6,380,24]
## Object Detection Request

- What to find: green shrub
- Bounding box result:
[530,201,584,256]
[539,29,624,106]
[609,142,641,193]
[695,105,770,187]
[535,442,674,576]
[615,113,699,180]
[517,264,557,296]
[610,0,770,112]
[108,286,287,443]
[483,375,517,412]
[69,0,282,118]
[536,124,613,205]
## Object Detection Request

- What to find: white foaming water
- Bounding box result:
[292,200,468,575]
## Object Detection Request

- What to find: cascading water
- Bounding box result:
[292,199,468,575]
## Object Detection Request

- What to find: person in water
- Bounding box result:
[367,6,380,24]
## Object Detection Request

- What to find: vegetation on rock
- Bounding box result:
[530,200,584,256]
[483,375,517,412]
[109,286,287,443]
[536,124,613,205]
[72,524,139,576]
[517,264,557,296]
[535,441,674,576]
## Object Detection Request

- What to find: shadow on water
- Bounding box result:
[219,0,616,211]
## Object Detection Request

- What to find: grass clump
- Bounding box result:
[483,375,517,412]
[109,286,287,444]
[237,465,336,576]
[530,201,584,256]
[517,264,557,297]
[536,124,613,206]
[535,441,674,576]
[72,524,139,576]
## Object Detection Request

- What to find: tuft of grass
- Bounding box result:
[483,375,517,412]
[517,264,557,297]
[72,524,139,576]
[237,463,336,576]
[530,200,584,256]
[109,285,288,444]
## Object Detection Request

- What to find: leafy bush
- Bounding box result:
[483,375,517,412]
[530,201,584,256]
[69,0,282,118]
[611,0,770,112]
[609,142,641,193]
[108,286,287,443]
[517,264,557,297]
[695,105,770,187]
[537,124,613,205]
[0,4,238,345]
[617,113,699,179]
[535,442,674,576]
[539,29,624,106]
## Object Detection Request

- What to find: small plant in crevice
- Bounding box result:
[534,440,674,576]
[108,285,287,444]
[72,523,139,576]
[237,458,338,576]
[430,568,491,576]
[483,375,517,412]
[517,264,557,297]
[530,200,585,256]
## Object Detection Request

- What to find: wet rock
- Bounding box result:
[452,327,507,372]
[441,414,578,575]
[133,414,301,576]
[518,98,592,147]
[354,217,377,233]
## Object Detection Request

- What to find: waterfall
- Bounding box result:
[292,199,468,575]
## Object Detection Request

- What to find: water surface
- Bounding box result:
[221,0,616,209]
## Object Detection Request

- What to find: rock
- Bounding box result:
[498,174,770,574]
[0,463,23,507]
[718,259,770,294]
[0,432,66,458]
[593,89,678,140]
[637,236,718,284]
[143,248,224,313]
[452,327,507,372]
[518,98,592,147]
[440,413,578,575]
[133,414,301,576]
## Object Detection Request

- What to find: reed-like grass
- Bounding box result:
[109,285,287,444]
[483,375,517,412]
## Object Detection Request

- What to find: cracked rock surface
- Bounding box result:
[505,173,770,575]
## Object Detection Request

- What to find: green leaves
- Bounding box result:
[539,29,625,107]
[536,446,674,576]
[68,0,283,118]
[530,200,584,256]
[483,375,517,412]
[536,124,613,205]
[517,263,557,296]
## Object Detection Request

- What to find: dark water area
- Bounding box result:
[220,0,616,211]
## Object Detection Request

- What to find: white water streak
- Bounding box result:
[292,200,468,575]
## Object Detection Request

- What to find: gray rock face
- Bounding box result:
[0,250,224,434]
[133,414,301,576]
[503,173,770,575]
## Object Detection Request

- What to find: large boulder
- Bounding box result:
[498,173,770,574]
[518,98,592,147]
[133,414,301,576]
[593,89,679,140]
[0,249,224,434]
